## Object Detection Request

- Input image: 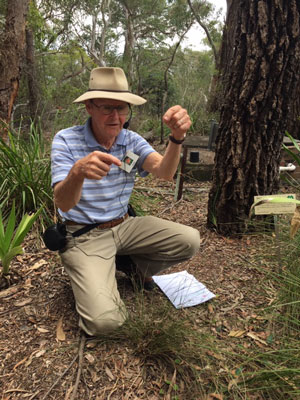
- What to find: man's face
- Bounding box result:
[85,98,129,141]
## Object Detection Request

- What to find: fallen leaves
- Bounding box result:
[56,316,66,341]
[228,329,247,338]
[247,331,268,346]
[36,326,50,333]
[228,329,271,347]
[13,349,47,370]
[84,353,95,364]
[0,285,19,298]
[0,176,291,399]
[14,298,32,307]
[105,365,115,381]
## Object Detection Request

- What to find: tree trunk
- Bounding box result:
[122,5,135,87]
[25,27,39,123]
[207,0,239,113]
[207,0,300,235]
[285,84,300,139]
[0,0,29,128]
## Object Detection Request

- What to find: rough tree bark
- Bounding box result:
[208,0,239,113]
[285,84,300,138]
[207,0,300,235]
[25,27,39,123]
[0,0,29,128]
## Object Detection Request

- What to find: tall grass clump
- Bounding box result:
[233,218,300,399]
[273,222,300,336]
[0,122,53,228]
[230,346,300,399]
[90,291,226,399]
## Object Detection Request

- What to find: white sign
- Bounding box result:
[254,194,296,215]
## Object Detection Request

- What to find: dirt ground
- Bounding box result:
[0,149,279,400]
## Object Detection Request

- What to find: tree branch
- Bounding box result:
[59,51,85,83]
[187,0,219,67]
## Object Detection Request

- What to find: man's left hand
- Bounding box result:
[163,105,191,141]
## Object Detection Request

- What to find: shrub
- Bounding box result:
[0,122,53,228]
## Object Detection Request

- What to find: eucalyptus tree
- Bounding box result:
[0,0,30,128]
[68,0,115,66]
[187,0,219,66]
[207,0,300,235]
[113,0,193,84]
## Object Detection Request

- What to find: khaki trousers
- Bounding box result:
[60,215,200,336]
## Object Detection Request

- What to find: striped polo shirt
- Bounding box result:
[51,118,155,223]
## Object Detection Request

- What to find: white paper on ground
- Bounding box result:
[152,270,215,309]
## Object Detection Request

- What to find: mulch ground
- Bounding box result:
[0,153,282,400]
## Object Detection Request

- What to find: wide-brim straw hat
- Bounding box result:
[73,67,147,105]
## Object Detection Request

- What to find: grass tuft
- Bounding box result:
[0,122,53,228]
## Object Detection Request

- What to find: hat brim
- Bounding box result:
[73,91,147,105]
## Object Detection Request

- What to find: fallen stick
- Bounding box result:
[40,354,78,400]
[70,333,86,400]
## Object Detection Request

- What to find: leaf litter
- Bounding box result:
[0,168,286,399]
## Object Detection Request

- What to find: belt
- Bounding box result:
[64,213,129,229]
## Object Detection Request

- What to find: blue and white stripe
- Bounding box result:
[51,118,155,223]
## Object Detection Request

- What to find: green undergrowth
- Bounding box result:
[0,123,53,229]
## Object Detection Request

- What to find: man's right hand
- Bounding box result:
[74,151,121,180]
[54,152,121,212]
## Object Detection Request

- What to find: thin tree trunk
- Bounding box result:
[160,23,192,143]
[207,0,300,235]
[123,4,135,87]
[187,0,218,67]
[26,27,39,123]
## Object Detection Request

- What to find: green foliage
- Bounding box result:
[234,346,300,399]
[237,220,300,398]
[129,185,161,215]
[16,43,94,127]
[282,131,300,166]
[14,0,221,137]
[281,131,300,191]
[0,123,53,227]
[167,0,193,31]
[27,1,50,50]
[173,48,216,134]
[0,202,42,275]
[270,218,300,334]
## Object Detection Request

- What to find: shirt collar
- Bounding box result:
[84,118,126,149]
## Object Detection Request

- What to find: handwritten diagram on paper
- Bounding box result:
[153,270,215,309]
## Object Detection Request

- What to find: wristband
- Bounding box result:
[169,135,185,144]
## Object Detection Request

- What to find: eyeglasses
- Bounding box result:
[91,101,130,115]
